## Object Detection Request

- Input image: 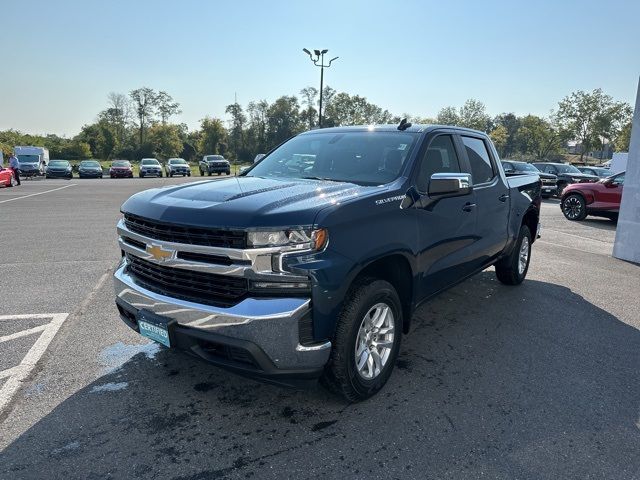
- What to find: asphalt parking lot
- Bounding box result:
[0,178,639,479]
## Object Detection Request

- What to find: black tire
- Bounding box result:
[139,173,145,178]
[321,277,402,401]
[208,171,212,176]
[495,225,532,286]
[199,168,203,176]
[217,172,222,176]
[561,193,587,221]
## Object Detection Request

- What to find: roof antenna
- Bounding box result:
[397,118,412,131]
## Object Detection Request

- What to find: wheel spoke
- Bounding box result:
[357,349,369,371]
[366,352,375,377]
[377,326,394,335]
[372,339,393,349]
[370,350,383,374]
[368,308,382,329]
[374,306,389,328]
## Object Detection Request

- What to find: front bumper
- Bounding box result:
[206,164,230,173]
[111,170,133,177]
[46,170,72,178]
[79,170,103,177]
[113,262,331,385]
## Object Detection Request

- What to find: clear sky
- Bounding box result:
[2,0,639,136]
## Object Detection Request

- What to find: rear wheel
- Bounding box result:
[561,193,587,221]
[321,277,402,401]
[495,225,532,285]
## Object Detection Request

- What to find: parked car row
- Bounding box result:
[501,160,605,198]
[500,159,625,223]
[10,154,234,180]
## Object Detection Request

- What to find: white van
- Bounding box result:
[14,146,50,176]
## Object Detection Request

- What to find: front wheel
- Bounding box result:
[561,193,587,221]
[321,277,402,401]
[495,225,532,285]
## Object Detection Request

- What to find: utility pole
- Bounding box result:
[302,49,338,128]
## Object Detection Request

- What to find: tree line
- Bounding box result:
[0,86,633,163]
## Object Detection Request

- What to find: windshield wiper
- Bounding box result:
[300,176,339,182]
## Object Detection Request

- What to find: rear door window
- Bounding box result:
[461,136,495,184]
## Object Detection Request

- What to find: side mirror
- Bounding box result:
[428,173,473,197]
[400,186,421,209]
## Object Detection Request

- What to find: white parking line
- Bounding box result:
[0,313,69,413]
[0,184,76,204]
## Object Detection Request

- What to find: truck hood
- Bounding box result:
[562,172,599,181]
[537,172,557,180]
[121,176,373,229]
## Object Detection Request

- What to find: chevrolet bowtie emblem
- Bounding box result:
[146,244,174,262]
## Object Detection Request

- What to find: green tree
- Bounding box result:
[490,124,509,157]
[458,99,490,131]
[556,88,632,161]
[614,121,633,152]
[299,86,318,130]
[492,113,521,158]
[156,91,181,124]
[130,87,158,146]
[436,106,460,126]
[246,100,269,157]
[225,102,247,161]
[197,117,227,157]
[323,92,393,126]
[266,96,302,146]
[147,124,183,160]
[515,115,560,160]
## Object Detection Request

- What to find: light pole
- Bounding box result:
[302,48,338,128]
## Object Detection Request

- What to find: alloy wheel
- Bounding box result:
[518,236,530,275]
[354,302,395,380]
[563,196,583,220]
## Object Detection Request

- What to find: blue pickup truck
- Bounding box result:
[114,123,541,401]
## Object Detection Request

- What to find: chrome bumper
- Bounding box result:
[113,262,331,371]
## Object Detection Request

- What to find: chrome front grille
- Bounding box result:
[124,213,246,248]
[126,254,248,307]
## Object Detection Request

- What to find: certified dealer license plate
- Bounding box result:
[137,310,172,347]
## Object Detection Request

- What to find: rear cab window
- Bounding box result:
[461,136,495,185]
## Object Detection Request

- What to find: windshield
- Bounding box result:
[17,155,40,164]
[112,161,130,167]
[247,131,419,186]
[80,161,100,167]
[169,159,186,164]
[49,161,69,167]
[141,159,159,165]
[555,164,581,174]
[584,167,610,177]
[206,156,224,161]
[511,162,539,172]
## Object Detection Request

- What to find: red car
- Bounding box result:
[0,167,17,187]
[109,160,134,178]
[560,171,625,221]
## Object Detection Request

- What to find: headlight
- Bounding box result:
[247,228,328,250]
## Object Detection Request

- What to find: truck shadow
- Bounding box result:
[2,272,639,479]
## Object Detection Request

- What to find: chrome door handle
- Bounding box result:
[498,194,509,202]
